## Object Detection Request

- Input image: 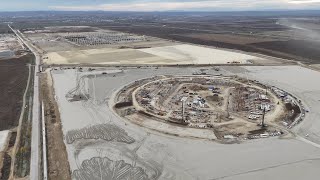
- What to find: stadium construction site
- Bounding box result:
[47,65,318,180]
[65,69,304,141]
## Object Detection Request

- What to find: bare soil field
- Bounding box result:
[45,48,156,64]
[104,25,320,64]
[251,40,320,63]
[44,44,268,65]
[185,33,276,45]
[0,54,32,130]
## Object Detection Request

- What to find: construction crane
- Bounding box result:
[261,107,266,127]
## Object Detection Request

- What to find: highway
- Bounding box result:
[8,25,42,180]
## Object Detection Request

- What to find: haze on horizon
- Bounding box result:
[1,0,320,12]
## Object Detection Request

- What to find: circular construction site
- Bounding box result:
[114,75,305,142]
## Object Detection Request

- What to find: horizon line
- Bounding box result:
[0,9,320,13]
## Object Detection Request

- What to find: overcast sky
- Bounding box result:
[1,0,320,11]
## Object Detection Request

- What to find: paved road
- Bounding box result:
[9,25,41,180]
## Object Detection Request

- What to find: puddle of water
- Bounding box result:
[0,50,14,58]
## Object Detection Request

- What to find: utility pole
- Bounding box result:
[261,107,266,127]
[182,101,185,121]
[227,93,230,118]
